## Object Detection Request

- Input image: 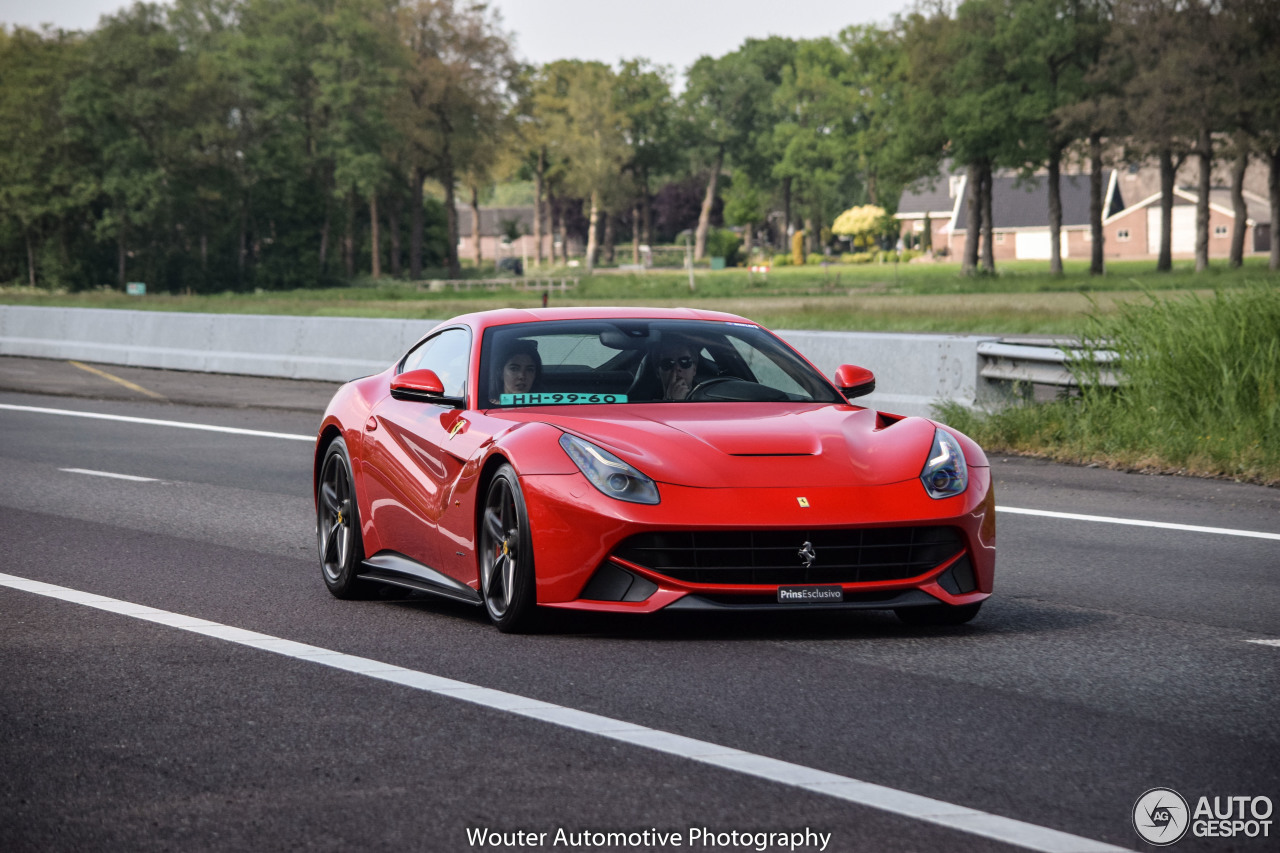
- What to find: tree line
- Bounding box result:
[1,0,1277,292]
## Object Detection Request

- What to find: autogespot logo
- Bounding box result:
[1134,788,1190,846]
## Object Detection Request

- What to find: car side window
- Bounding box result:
[400,328,470,399]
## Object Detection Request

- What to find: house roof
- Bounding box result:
[1207,188,1270,224]
[1102,187,1271,226]
[953,171,1119,231]
[896,172,960,217]
[1115,156,1271,206]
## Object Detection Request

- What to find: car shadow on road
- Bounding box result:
[382,592,1111,642]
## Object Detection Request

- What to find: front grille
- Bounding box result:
[613,526,964,586]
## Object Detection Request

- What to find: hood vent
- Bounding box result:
[728,452,813,457]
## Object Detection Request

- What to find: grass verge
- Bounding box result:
[938,283,1280,485]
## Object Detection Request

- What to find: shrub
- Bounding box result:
[791,230,806,266]
[704,228,742,266]
[842,252,874,264]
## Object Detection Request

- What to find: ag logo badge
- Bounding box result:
[1133,787,1190,846]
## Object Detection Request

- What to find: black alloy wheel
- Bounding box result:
[479,464,538,632]
[317,438,372,599]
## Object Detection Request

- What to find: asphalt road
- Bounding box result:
[1,356,1277,853]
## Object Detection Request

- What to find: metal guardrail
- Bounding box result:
[977,338,1119,388]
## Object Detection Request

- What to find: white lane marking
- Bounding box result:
[998,505,1280,542]
[0,571,1125,853]
[1246,639,1280,647]
[0,403,312,442]
[59,467,159,483]
[9,403,1275,544]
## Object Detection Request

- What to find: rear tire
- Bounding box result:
[895,602,982,626]
[479,464,539,633]
[317,437,374,599]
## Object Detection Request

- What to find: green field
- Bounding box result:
[4,257,1276,335]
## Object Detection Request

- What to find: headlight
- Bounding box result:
[559,434,660,505]
[920,428,968,499]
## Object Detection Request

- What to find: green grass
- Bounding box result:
[939,282,1280,485]
[4,257,1276,336]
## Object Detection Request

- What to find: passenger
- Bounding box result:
[657,338,697,401]
[491,340,541,404]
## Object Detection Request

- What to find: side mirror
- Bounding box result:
[390,368,446,401]
[834,364,876,399]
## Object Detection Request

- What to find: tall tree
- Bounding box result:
[396,0,515,278]
[64,3,198,287]
[1109,0,1214,271]
[999,0,1098,275]
[772,37,860,256]
[546,61,628,272]
[837,25,908,210]
[234,0,345,285]
[894,5,968,264]
[1054,0,1117,276]
[315,0,401,278]
[0,27,82,287]
[1221,0,1280,271]
[682,49,770,259]
[614,58,677,261]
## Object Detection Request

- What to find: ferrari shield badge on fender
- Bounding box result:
[797,497,810,507]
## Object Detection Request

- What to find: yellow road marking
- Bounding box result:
[68,361,167,400]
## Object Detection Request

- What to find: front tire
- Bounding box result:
[895,602,982,626]
[317,437,373,599]
[479,464,538,633]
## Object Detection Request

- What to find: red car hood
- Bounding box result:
[504,403,937,488]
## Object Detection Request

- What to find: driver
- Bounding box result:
[490,339,541,404]
[657,338,697,401]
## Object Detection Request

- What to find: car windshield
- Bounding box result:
[480,319,841,407]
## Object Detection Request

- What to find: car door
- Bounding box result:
[360,327,489,580]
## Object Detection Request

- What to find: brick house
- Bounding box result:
[946,171,1123,261]
[455,206,582,263]
[897,155,1273,262]
[1101,186,1272,259]
[895,168,964,254]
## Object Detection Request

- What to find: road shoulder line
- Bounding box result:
[0,570,1127,853]
[997,505,1280,541]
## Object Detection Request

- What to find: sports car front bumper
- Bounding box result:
[519,468,995,614]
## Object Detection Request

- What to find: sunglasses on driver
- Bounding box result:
[659,356,695,371]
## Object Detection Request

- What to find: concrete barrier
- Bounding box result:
[0,306,1002,417]
[777,329,1003,416]
[0,306,438,383]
